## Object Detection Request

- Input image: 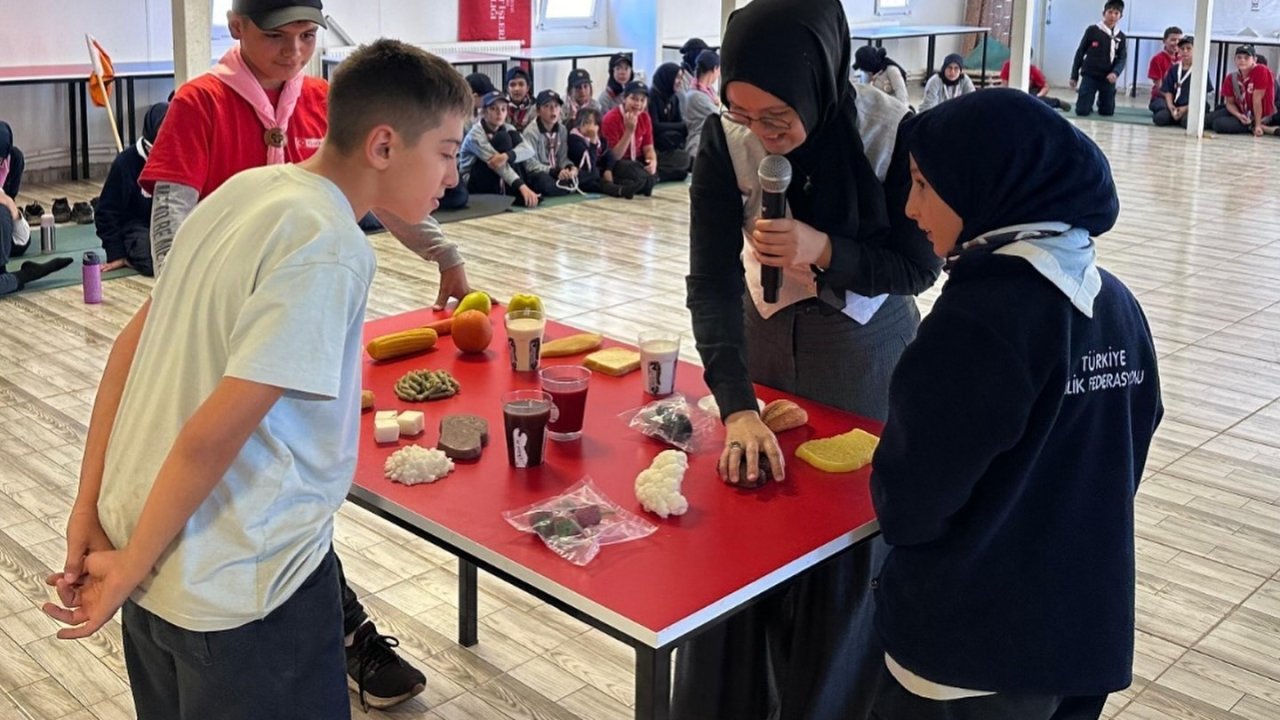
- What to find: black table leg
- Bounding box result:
[980,32,989,88]
[926,35,936,81]
[67,81,79,180]
[127,78,137,146]
[458,558,478,647]
[114,79,125,148]
[526,62,535,94]
[79,81,90,179]
[635,644,672,720]
[1130,38,1140,98]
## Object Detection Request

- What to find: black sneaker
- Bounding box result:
[345,622,426,710]
[89,196,99,212]
[71,201,94,224]
[51,197,72,223]
[23,202,44,224]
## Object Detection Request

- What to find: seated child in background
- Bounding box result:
[919,54,976,112]
[1,192,71,296]
[600,81,659,196]
[505,67,535,132]
[95,102,169,276]
[0,121,24,200]
[461,91,558,207]
[676,38,710,94]
[1153,37,1212,128]
[1147,26,1183,114]
[565,68,600,127]
[1000,54,1069,110]
[465,73,495,132]
[522,90,577,194]
[868,88,1163,720]
[648,63,692,182]
[683,50,721,161]
[854,46,910,105]
[1212,45,1279,135]
[598,53,634,115]
[568,108,645,199]
[1070,0,1128,117]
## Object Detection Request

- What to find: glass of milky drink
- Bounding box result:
[506,308,547,372]
[638,330,681,396]
[502,390,553,468]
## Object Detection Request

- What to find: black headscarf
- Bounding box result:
[607,53,633,97]
[680,38,710,75]
[854,45,908,81]
[651,63,681,115]
[720,0,893,254]
[0,121,12,158]
[904,89,1119,247]
[939,53,964,87]
[142,102,169,146]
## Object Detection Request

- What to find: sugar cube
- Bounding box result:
[397,411,425,436]
[374,419,400,444]
[375,410,398,422]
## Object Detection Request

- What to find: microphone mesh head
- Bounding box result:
[758,155,792,193]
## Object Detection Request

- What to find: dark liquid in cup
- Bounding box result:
[503,400,551,468]
[546,386,588,436]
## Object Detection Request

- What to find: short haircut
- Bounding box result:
[1178,36,1194,48]
[327,39,471,154]
[575,107,601,128]
[1104,0,1124,11]
[1164,26,1183,40]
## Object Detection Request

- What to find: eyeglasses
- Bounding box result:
[720,109,794,133]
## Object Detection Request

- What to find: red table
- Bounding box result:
[351,307,882,720]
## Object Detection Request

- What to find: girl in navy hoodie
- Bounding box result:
[868,88,1163,719]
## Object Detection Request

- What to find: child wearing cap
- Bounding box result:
[465,72,496,132]
[523,90,577,194]
[565,68,601,126]
[461,91,557,207]
[43,40,472,719]
[1069,1,1128,117]
[869,88,1162,720]
[601,80,659,195]
[506,67,536,131]
[1212,45,1279,135]
[677,38,710,94]
[599,52,635,115]
[569,108,646,199]
[683,50,721,160]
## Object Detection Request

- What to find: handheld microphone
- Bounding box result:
[757,155,792,303]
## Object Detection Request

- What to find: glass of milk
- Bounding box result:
[638,330,681,396]
[505,308,547,372]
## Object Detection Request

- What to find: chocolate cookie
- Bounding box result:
[438,414,489,460]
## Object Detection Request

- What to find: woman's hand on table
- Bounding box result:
[720,410,785,485]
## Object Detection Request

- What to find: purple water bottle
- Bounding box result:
[82,251,102,304]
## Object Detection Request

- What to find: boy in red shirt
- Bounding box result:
[1147,26,1182,113]
[138,1,451,710]
[1000,57,1068,111]
[600,80,658,196]
[1211,45,1279,136]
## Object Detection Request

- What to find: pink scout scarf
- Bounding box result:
[211,46,303,164]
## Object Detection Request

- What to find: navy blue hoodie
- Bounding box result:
[871,89,1163,695]
[95,102,167,263]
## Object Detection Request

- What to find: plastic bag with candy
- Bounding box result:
[503,477,657,565]
[620,393,716,453]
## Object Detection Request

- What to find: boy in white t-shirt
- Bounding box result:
[41,39,470,720]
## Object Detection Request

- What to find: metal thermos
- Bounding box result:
[39,214,56,253]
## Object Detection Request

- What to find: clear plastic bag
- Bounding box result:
[620,393,716,453]
[503,477,658,565]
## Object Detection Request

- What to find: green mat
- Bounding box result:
[435,194,515,223]
[509,190,602,212]
[5,223,138,296]
[1071,106,1155,126]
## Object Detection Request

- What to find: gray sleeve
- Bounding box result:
[374,211,464,271]
[889,67,910,105]
[918,76,943,112]
[150,182,199,276]
[462,125,522,186]
[555,128,571,169]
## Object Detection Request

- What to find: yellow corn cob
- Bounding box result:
[365,328,438,361]
[541,333,604,358]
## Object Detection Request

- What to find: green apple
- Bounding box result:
[507,293,544,315]
[455,291,492,316]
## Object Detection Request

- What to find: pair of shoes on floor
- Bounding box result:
[345,621,427,710]
[71,201,94,224]
[22,202,44,224]
[51,197,72,223]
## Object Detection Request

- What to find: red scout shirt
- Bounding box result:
[140,73,329,198]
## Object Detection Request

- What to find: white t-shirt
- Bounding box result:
[98,164,376,632]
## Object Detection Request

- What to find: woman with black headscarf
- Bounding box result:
[95,102,170,276]
[868,88,1161,719]
[649,62,691,181]
[0,121,25,200]
[918,53,975,112]
[676,37,710,94]
[854,45,911,105]
[678,0,940,718]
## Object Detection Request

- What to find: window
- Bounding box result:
[211,0,234,43]
[537,0,600,31]
[876,0,910,16]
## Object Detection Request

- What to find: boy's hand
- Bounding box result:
[101,259,129,273]
[519,185,540,207]
[645,156,658,175]
[433,265,475,310]
[43,549,145,640]
[1069,79,1078,90]
[1106,73,1118,84]
[487,153,508,170]
[623,110,639,131]
[56,506,116,596]
[1254,123,1265,137]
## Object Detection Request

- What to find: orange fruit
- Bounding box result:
[452,310,493,353]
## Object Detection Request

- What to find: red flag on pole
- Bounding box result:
[86,35,115,108]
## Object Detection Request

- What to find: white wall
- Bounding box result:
[843,0,969,77]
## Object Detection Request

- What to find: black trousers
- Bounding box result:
[1075,75,1117,116]
[122,549,350,720]
[1211,107,1280,133]
[467,130,568,206]
[3,147,24,199]
[611,159,657,196]
[868,664,1107,720]
[117,223,155,276]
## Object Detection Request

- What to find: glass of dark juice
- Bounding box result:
[539,365,591,441]
[502,390,553,468]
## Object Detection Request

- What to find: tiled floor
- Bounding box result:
[3,110,1280,719]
